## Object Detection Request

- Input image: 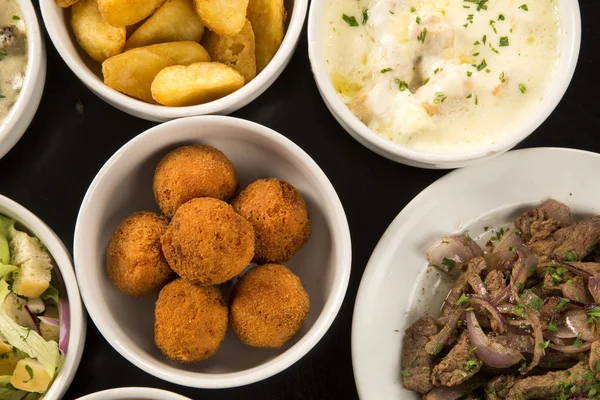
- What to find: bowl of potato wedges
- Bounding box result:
[40,0,307,122]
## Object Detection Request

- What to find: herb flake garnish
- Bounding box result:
[418,27,427,43]
[23,365,34,383]
[519,4,529,11]
[342,14,359,27]
[362,9,369,25]
[380,68,393,73]
[500,36,509,46]
[442,257,456,271]
[457,293,470,306]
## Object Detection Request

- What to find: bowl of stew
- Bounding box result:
[0,0,46,159]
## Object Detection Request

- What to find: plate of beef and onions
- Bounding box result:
[352,148,600,399]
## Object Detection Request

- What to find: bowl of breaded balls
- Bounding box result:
[39,0,307,121]
[73,116,351,388]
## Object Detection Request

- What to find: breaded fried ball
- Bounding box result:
[161,197,255,285]
[229,264,309,348]
[153,145,238,217]
[107,211,174,297]
[231,179,311,263]
[155,279,228,362]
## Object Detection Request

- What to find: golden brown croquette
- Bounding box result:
[229,264,309,348]
[161,197,255,285]
[154,279,228,362]
[106,211,174,297]
[231,179,311,263]
[153,145,238,217]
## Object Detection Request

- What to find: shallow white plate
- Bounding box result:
[76,387,190,400]
[351,148,600,399]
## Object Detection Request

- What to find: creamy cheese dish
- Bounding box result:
[324,0,561,153]
[0,0,27,125]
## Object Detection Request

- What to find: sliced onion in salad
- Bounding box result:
[465,311,522,368]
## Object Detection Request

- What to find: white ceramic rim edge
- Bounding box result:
[349,147,597,399]
[0,195,87,400]
[307,2,582,165]
[73,115,352,388]
[39,0,308,120]
[76,387,191,400]
[0,0,47,159]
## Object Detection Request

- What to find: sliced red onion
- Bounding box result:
[491,285,511,306]
[38,316,59,327]
[545,323,578,339]
[58,298,70,354]
[22,306,40,334]
[465,311,522,368]
[470,297,506,333]
[589,276,600,303]
[510,250,529,303]
[493,230,525,254]
[548,342,592,353]
[468,274,489,299]
[521,312,544,374]
[485,251,518,273]
[564,310,599,342]
[540,199,574,227]
[425,307,463,355]
[423,378,484,400]
[427,235,484,276]
[26,298,45,314]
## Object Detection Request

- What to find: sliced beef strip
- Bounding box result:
[516,208,560,243]
[590,340,600,377]
[493,331,535,354]
[401,317,440,394]
[538,350,582,369]
[485,375,518,400]
[529,216,600,263]
[0,26,16,51]
[540,296,565,326]
[539,199,575,228]
[507,360,593,400]
[485,270,507,297]
[542,273,593,303]
[432,331,482,387]
[442,257,488,316]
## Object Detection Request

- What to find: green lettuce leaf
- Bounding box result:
[40,287,59,305]
[0,282,59,378]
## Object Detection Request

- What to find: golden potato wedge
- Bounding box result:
[247,0,285,72]
[193,0,248,37]
[125,0,205,50]
[56,0,80,7]
[151,62,244,106]
[71,0,126,63]
[103,42,210,103]
[98,0,166,27]
[203,19,256,82]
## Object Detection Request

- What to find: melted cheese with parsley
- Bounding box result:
[324,0,560,153]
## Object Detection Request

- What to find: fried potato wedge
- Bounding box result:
[151,62,244,106]
[98,0,166,27]
[193,0,248,37]
[56,0,80,8]
[103,42,210,102]
[247,0,285,72]
[126,19,147,38]
[125,0,205,50]
[71,0,126,63]
[203,19,256,82]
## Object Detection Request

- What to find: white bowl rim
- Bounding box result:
[73,115,352,388]
[0,194,87,400]
[350,147,600,398]
[39,0,308,119]
[307,1,582,166]
[76,387,191,400]
[0,0,46,159]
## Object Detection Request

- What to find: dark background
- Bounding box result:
[2,1,598,398]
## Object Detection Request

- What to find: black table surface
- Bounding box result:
[2,1,598,399]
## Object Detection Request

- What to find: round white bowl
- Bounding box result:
[308,2,581,169]
[77,387,190,400]
[0,0,46,159]
[73,116,351,388]
[39,0,307,122]
[0,195,86,399]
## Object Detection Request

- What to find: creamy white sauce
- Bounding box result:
[0,0,27,124]
[324,0,561,153]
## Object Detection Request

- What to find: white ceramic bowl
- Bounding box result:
[39,0,307,122]
[352,148,600,398]
[0,0,46,159]
[74,116,351,388]
[0,195,86,399]
[77,387,190,400]
[308,3,581,169]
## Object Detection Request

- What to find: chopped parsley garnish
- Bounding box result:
[475,95,478,105]
[458,370,469,377]
[465,358,479,371]
[587,307,600,324]
[395,78,409,91]
[538,340,550,349]
[457,293,471,306]
[548,321,558,333]
[469,346,478,353]
[434,68,443,74]
[466,94,472,98]
[12,15,20,20]
[574,333,583,348]
[380,68,393,73]
[17,305,22,311]
[467,71,473,77]
[566,279,574,285]
[473,52,480,57]
[555,298,570,311]
[416,16,421,24]
[474,40,480,45]
[411,361,417,367]
[500,36,509,46]
[482,35,487,45]
[491,48,499,54]
[410,6,416,12]
[498,14,505,20]
[389,10,394,14]
[362,9,369,25]
[423,77,430,85]
[489,20,497,34]
[467,14,474,24]
[584,371,595,380]
[519,4,529,11]
[342,14,359,27]
[519,83,527,94]
[402,368,412,377]
[0,52,6,61]
[515,281,524,290]
[565,250,577,261]
[0,95,4,99]
[23,365,34,383]
[474,59,488,71]
[518,359,527,372]
[463,0,489,11]
[433,92,447,104]
[418,27,427,43]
